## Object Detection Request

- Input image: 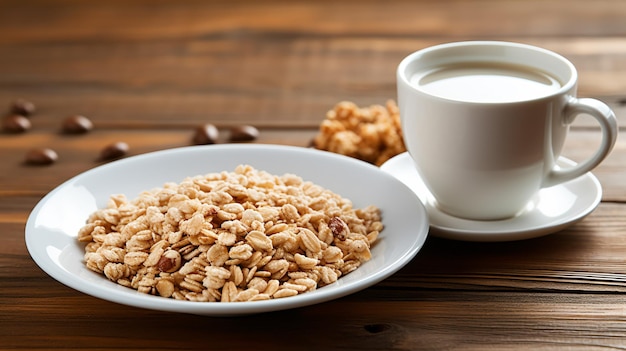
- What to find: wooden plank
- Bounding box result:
[1,37,625,128]
[1,0,625,42]
[2,286,626,350]
[4,215,626,348]
[0,128,624,197]
[4,205,626,348]
[385,203,626,292]
[0,0,625,128]
[0,128,317,195]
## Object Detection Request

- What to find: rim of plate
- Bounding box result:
[25,144,429,316]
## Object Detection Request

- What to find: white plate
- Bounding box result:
[25,144,429,316]
[380,152,602,242]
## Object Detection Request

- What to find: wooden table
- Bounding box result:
[2,1,626,349]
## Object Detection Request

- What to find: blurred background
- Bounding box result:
[1,0,624,131]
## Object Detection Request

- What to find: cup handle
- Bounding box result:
[543,97,618,188]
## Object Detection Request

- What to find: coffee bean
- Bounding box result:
[2,114,31,133]
[11,99,36,116]
[229,125,259,142]
[25,148,58,165]
[62,115,93,134]
[192,123,219,145]
[99,141,129,161]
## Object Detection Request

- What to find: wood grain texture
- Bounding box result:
[3,286,626,350]
[1,1,625,128]
[0,128,624,198]
[1,0,626,350]
[0,38,624,128]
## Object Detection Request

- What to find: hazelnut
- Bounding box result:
[329,216,349,240]
[25,148,58,166]
[2,115,31,133]
[62,115,93,134]
[229,125,259,142]
[11,99,36,116]
[157,250,182,273]
[99,141,129,161]
[192,123,219,145]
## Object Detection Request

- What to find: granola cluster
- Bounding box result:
[78,165,382,302]
[313,100,406,166]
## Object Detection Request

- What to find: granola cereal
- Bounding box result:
[313,100,406,166]
[78,165,382,302]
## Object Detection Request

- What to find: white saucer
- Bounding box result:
[380,152,602,242]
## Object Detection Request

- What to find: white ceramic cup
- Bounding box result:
[397,41,618,220]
